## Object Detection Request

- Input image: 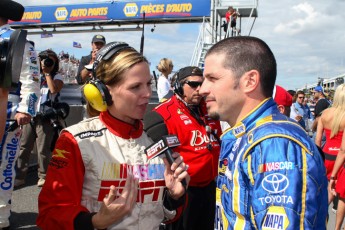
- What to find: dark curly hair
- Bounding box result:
[39,49,59,76]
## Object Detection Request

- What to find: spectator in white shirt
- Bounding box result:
[156,58,173,102]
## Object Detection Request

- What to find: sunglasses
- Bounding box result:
[184,80,203,88]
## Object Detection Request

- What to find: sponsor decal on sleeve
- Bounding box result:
[49,149,70,169]
[184,119,192,125]
[219,158,228,175]
[232,123,245,137]
[27,93,38,116]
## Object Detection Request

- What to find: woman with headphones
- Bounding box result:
[37,42,189,230]
[16,49,64,188]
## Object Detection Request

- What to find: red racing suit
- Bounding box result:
[37,111,184,230]
[154,95,222,187]
[153,95,221,229]
[154,94,221,229]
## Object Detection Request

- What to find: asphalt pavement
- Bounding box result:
[11,166,40,230]
[9,166,344,230]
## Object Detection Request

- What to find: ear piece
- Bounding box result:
[82,42,130,112]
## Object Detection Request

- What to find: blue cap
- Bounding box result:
[313,85,324,93]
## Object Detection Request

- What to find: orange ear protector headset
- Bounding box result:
[82,42,131,112]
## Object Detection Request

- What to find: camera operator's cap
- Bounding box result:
[0,0,25,21]
[273,85,292,107]
[311,85,324,93]
[92,35,106,44]
[177,66,203,81]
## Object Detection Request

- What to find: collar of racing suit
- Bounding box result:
[99,111,143,139]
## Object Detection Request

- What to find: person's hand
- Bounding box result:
[295,115,302,121]
[92,173,138,229]
[15,112,31,125]
[328,178,337,197]
[91,49,99,63]
[164,152,190,200]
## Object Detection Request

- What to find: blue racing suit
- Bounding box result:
[215,98,328,230]
[0,24,40,228]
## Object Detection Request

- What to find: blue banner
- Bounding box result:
[9,0,210,25]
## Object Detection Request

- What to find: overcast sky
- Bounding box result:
[20,0,345,90]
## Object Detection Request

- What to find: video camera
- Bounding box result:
[38,51,54,68]
[41,101,70,129]
[0,30,27,88]
[0,0,27,88]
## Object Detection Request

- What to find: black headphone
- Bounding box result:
[173,66,203,97]
[82,42,131,112]
[173,71,184,96]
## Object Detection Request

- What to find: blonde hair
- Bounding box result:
[86,48,148,116]
[157,58,173,75]
[331,84,345,138]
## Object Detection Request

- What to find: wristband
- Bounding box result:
[330,176,337,180]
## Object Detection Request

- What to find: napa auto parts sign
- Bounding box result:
[10,0,210,25]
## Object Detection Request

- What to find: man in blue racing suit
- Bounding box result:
[199,36,328,229]
[0,2,41,228]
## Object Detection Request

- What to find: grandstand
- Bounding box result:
[297,73,345,96]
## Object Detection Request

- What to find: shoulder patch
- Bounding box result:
[76,129,104,139]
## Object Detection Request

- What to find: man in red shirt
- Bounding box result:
[273,85,293,116]
[223,6,239,36]
[152,66,222,230]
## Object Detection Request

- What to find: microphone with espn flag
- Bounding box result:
[143,110,186,187]
[145,135,181,164]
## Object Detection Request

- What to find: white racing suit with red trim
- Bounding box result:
[215,98,328,230]
[0,24,40,228]
[37,112,185,230]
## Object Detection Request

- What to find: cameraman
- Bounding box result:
[16,49,64,188]
[0,1,41,228]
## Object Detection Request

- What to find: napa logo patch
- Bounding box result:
[262,206,289,230]
[232,123,245,137]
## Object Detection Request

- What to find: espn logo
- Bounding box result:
[145,135,180,161]
[165,135,180,148]
[145,140,168,160]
